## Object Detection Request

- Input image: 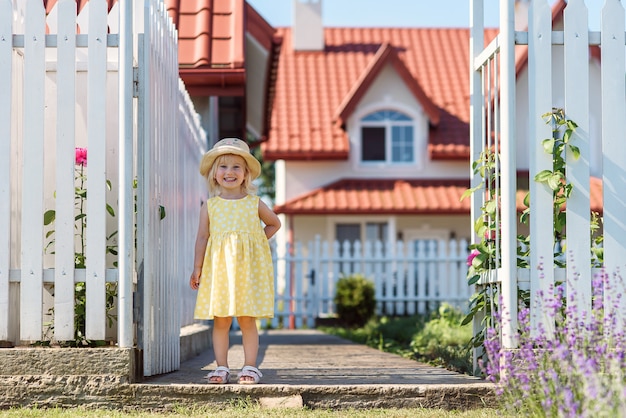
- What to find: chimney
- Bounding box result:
[293,0,324,51]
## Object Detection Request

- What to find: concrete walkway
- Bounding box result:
[141,329,495,410]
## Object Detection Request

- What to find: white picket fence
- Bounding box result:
[470,0,626,351]
[245,238,471,330]
[0,0,208,377]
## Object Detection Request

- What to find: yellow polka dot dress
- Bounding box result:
[194,195,275,319]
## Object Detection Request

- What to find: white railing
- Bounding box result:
[470,0,626,351]
[242,238,471,330]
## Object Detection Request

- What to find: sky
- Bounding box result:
[247,0,609,30]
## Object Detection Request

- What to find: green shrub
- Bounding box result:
[333,274,376,328]
[410,303,472,373]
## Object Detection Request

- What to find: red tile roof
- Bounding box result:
[276,177,604,216]
[263,27,499,161]
[166,0,246,95]
[275,179,472,215]
[164,0,282,139]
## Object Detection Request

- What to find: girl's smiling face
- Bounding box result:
[214,154,248,192]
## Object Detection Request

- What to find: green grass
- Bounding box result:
[0,405,513,418]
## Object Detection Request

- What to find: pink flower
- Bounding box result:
[75,147,87,166]
[467,249,480,266]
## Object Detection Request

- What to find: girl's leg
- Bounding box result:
[212,316,232,370]
[237,316,259,381]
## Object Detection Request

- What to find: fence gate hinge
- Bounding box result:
[133,66,139,98]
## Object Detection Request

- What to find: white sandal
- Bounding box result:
[237,365,263,385]
[205,366,230,384]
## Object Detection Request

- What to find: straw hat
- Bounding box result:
[199,138,261,179]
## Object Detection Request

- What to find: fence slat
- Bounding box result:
[85,0,108,340]
[528,0,555,338]
[0,0,12,341]
[601,0,626,327]
[20,0,46,342]
[405,241,416,315]
[416,241,427,314]
[53,0,78,342]
[395,241,405,315]
[564,0,592,317]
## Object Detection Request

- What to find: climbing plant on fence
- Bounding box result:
[461,108,604,351]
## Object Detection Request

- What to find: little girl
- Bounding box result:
[189,138,281,384]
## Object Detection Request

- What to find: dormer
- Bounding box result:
[335,43,439,171]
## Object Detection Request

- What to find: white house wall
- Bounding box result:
[245,33,269,138]
[290,214,470,251]
[282,157,468,203]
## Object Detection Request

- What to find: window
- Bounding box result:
[336,222,389,274]
[361,110,414,163]
[365,222,388,243]
[336,224,361,245]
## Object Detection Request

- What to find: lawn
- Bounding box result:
[0,405,513,418]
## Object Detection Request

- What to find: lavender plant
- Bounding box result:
[482,271,626,417]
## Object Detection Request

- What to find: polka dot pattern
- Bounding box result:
[194,195,275,319]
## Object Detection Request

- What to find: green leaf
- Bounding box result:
[542,139,555,153]
[534,170,553,183]
[484,200,497,216]
[568,145,580,160]
[106,204,116,217]
[43,210,56,225]
[468,274,481,285]
[461,314,474,326]
[159,205,166,220]
[461,185,481,201]
[547,173,563,191]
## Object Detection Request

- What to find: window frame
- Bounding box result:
[359,109,416,165]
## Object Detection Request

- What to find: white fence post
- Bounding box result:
[601,0,626,328]
[20,0,46,342]
[528,0,555,339]
[84,0,109,342]
[54,0,78,341]
[0,0,13,342]
[564,0,592,319]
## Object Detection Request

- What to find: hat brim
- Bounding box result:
[199,146,262,179]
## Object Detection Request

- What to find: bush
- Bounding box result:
[334,274,376,328]
[411,304,472,373]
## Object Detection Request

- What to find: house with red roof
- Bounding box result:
[262,0,604,253]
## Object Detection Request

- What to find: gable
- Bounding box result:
[335,43,439,128]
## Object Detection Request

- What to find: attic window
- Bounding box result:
[360,110,414,163]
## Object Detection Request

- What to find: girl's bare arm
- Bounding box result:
[258,199,281,240]
[190,202,210,289]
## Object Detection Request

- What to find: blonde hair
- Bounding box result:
[205,154,258,197]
